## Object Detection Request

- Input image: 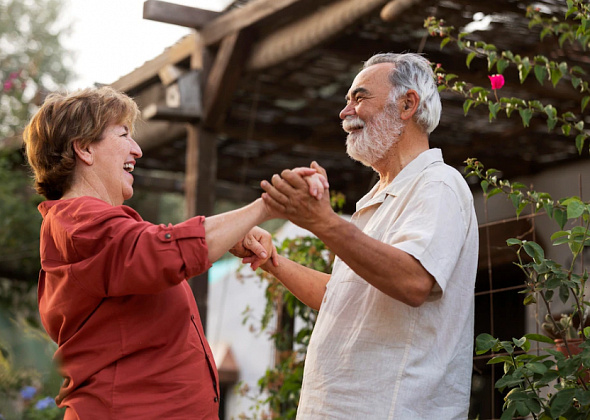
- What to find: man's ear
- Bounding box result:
[400,89,420,120]
[72,140,94,165]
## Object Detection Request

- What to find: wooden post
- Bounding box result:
[185,123,217,332]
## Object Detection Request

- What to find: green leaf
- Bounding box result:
[463,99,474,115]
[480,180,489,194]
[582,96,590,112]
[486,188,502,199]
[551,230,569,241]
[507,238,522,246]
[513,337,527,348]
[488,102,500,121]
[559,284,570,303]
[526,362,548,374]
[551,67,563,87]
[524,333,555,344]
[550,388,576,417]
[553,208,567,229]
[488,355,512,364]
[440,37,451,49]
[466,51,477,68]
[534,65,547,85]
[523,240,544,261]
[519,108,534,127]
[500,404,517,420]
[476,333,499,354]
[576,134,586,154]
[567,199,585,219]
[497,59,509,74]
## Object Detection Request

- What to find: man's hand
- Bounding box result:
[229,226,279,270]
[261,161,334,231]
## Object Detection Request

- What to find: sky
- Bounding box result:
[62,0,232,90]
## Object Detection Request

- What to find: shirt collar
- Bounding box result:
[356,148,444,212]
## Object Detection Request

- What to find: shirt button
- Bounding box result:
[214,397,218,403]
[165,233,171,239]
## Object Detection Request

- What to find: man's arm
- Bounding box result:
[260,255,330,311]
[261,163,435,308]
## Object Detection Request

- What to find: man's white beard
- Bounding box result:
[343,105,404,167]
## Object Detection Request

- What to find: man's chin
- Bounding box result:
[346,147,373,168]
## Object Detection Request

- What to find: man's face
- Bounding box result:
[344,104,403,167]
[340,63,405,167]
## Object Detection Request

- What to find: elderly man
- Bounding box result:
[259,52,479,419]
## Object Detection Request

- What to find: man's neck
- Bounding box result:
[373,131,430,193]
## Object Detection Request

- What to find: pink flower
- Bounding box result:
[3,80,12,92]
[488,74,505,90]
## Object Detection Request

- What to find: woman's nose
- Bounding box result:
[131,138,143,158]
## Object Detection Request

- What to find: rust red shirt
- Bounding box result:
[37,196,219,419]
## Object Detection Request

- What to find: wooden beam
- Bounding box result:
[133,171,261,202]
[142,104,200,122]
[185,125,217,331]
[110,33,202,93]
[247,0,390,70]
[203,31,253,129]
[143,0,220,29]
[200,0,305,46]
[380,0,422,22]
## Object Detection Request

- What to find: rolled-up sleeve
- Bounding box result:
[44,198,212,297]
[158,216,212,279]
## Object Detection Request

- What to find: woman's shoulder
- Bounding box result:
[41,196,140,220]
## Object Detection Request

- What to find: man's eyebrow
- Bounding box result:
[345,87,370,101]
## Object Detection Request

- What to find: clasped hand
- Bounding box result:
[260,161,332,229]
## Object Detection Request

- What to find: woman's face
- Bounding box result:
[91,123,142,205]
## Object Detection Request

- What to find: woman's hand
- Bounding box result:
[292,164,329,200]
[229,226,279,270]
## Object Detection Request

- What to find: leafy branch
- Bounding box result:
[424,1,590,152]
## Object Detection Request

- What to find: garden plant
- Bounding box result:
[425,1,590,418]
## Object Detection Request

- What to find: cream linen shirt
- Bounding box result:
[296,148,478,420]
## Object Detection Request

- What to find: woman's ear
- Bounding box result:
[400,89,420,120]
[73,140,94,165]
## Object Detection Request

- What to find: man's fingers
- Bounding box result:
[261,179,290,207]
[261,192,288,215]
[311,161,328,179]
[279,169,308,191]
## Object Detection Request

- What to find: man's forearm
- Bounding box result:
[311,214,435,307]
[262,255,330,311]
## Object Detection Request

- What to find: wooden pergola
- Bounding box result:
[110,0,590,327]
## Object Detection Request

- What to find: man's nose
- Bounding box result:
[339,103,355,120]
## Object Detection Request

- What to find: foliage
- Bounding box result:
[0,151,44,282]
[0,0,74,140]
[425,1,590,418]
[239,193,343,419]
[425,2,589,152]
[0,1,73,419]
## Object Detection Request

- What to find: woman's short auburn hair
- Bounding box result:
[23,86,140,200]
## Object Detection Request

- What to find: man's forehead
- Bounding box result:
[347,63,395,97]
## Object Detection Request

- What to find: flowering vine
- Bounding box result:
[424,2,590,153]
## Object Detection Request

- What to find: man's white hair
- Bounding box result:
[363,53,442,134]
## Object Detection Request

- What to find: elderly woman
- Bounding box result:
[23,86,324,419]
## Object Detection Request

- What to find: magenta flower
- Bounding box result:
[3,80,12,92]
[488,74,505,90]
